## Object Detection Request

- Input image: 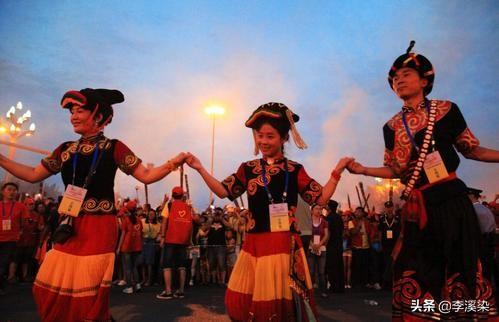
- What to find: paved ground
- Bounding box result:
[1,282,392,322]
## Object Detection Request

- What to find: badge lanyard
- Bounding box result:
[402,101,435,152]
[1,202,14,221]
[71,140,105,189]
[384,217,394,229]
[260,158,289,204]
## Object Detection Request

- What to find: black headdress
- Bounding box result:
[388,41,435,96]
[60,88,124,126]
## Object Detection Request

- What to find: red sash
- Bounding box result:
[392,172,457,261]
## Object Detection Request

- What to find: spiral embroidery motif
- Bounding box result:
[80,144,95,154]
[60,139,111,164]
[247,160,261,175]
[247,175,268,196]
[222,176,236,194]
[302,181,321,204]
[120,154,139,172]
[222,176,245,198]
[455,127,480,155]
[82,198,114,213]
[61,143,78,163]
[386,100,451,172]
[42,158,61,173]
[393,272,423,310]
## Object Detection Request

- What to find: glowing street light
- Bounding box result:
[1,101,37,181]
[204,105,225,116]
[204,103,225,205]
[374,177,402,202]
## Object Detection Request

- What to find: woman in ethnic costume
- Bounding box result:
[0,88,187,322]
[348,42,499,321]
[186,102,352,321]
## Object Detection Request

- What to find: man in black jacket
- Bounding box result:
[325,199,344,293]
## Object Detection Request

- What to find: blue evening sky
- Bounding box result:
[0,1,497,209]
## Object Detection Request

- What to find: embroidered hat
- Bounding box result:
[60,88,124,126]
[388,41,435,96]
[245,102,307,153]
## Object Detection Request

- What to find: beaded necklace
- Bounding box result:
[401,100,438,199]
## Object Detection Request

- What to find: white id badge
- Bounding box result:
[423,151,449,183]
[386,229,393,239]
[58,184,87,217]
[269,203,289,232]
[313,235,321,245]
[2,219,11,231]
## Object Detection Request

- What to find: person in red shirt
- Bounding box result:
[0,182,28,294]
[11,198,43,283]
[157,187,198,300]
[116,200,143,294]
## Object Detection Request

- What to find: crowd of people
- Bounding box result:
[2,182,498,302]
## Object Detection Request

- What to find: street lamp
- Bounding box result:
[1,102,36,181]
[204,104,225,205]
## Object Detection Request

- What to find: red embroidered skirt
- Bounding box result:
[33,214,118,322]
[225,231,316,322]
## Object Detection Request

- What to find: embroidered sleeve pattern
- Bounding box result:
[455,127,480,155]
[221,163,247,200]
[113,140,142,175]
[383,148,395,168]
[297,166,323,205]
[41,142,68,174]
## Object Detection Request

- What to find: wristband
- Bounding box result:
[331,170,341,181]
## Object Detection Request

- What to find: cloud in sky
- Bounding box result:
[0,1,497,209]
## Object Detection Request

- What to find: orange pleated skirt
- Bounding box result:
[33,214,118,322]
[225,231,316,322]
